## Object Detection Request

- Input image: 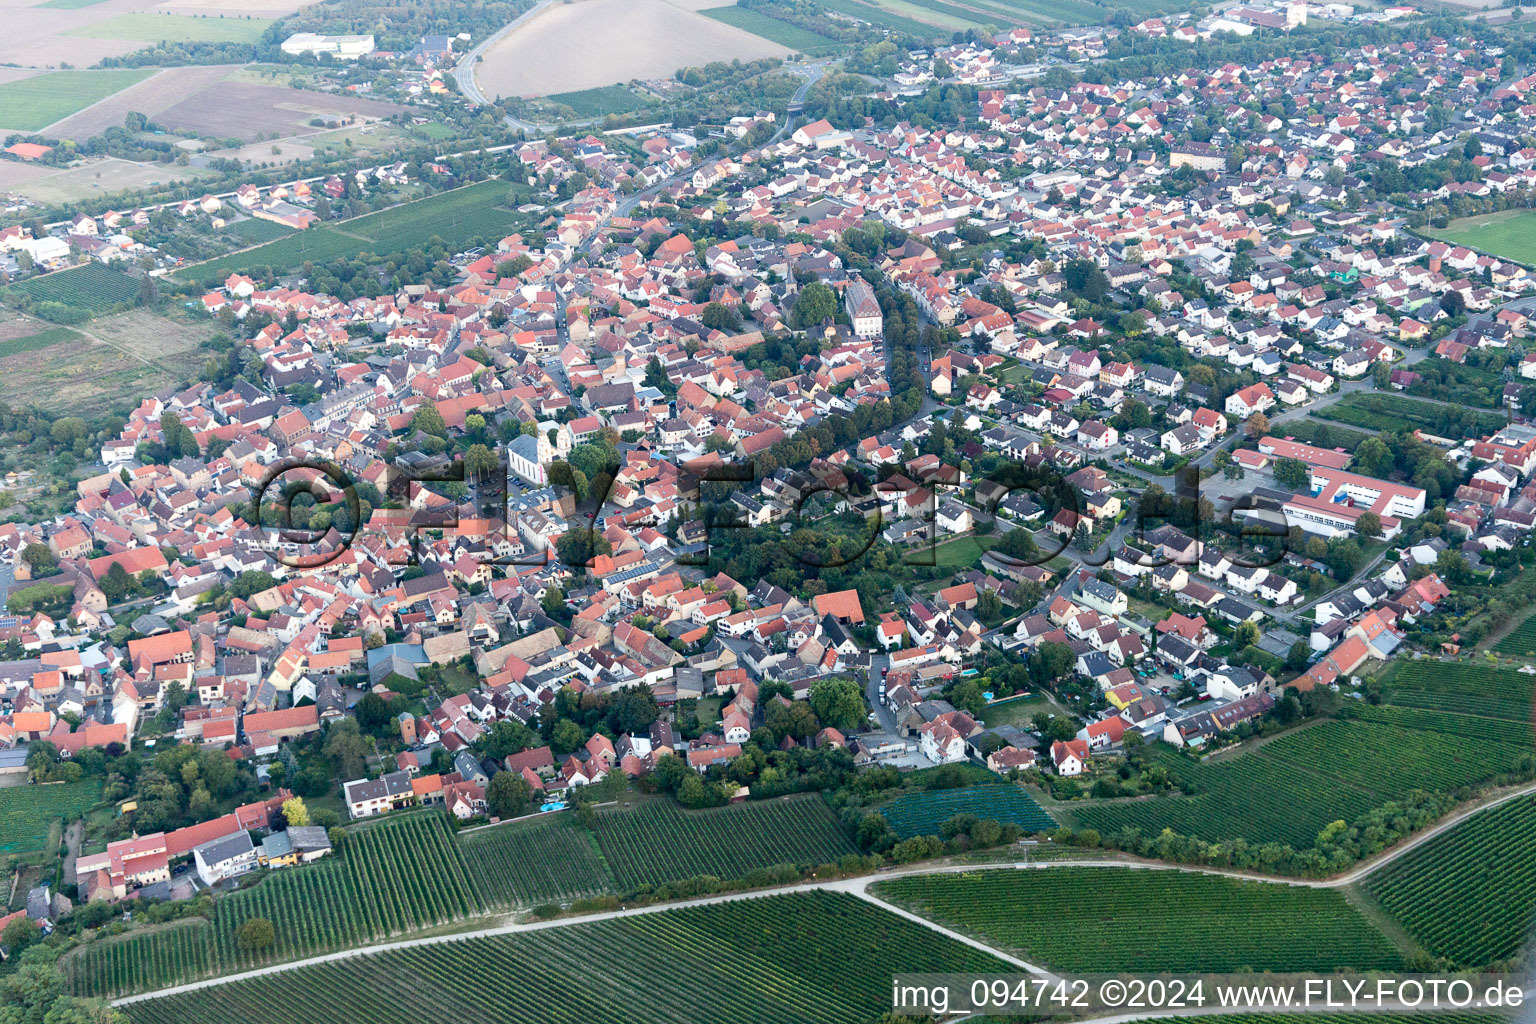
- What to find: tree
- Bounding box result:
[1273,458,1310,490]
[791,281,837,328]
[355,692,392,733]
[541,585,566,617]
[1440,290,1466,318]
[412,404,447,438]
[700,301,741,332]
[20,543,55,574]
[0,945,128,1024]
[808,678,865,732]
[463,443,499,479]
[554,530,611,569]
[323,720,368,780]
[1285,641,1310,672]
[1245,412,1270,438]
[231,570,278,600]
[486,770,532,819]
[1,915,40,956]
[1235,620,1261,647]
[1372,360,1392,390]
[280,796,309,827]
[235,918,275,952]
[1062,259,1108,302]
[1355,511,1382,538]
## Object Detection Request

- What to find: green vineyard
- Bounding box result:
[873,868,1404,972]
[66,812,482,998]
[1493,612,1536,657]
[1074,660,1533,849]
[591,795,859,890]
[122,891,1010,1024]
[879,784,1055,838]
[1365,795,1536,967]
[0,781,99,856]
[179,180,529,283]
[1387,660,1532,722]
[459,813,614,907]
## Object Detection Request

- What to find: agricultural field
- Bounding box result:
[1387,659,1532,723]
[0,781,99,857]
[1073,708,1531,848]
[83,309,214,379]
[67,812,483,998]
[0,324,182,415]
[590,795,859,890]
[122,891,1010,1024]
[1364,795,1536,967]
[873,868,1404,972]
[879,784,1055,838]
[477,0,790,99]
[1316,393,1506,437]
[701,6,845,54]
[0,326,84,361]
[542,85,649,118]
[1424,209,1536,267]
[62,920,215,997]
[459,814,615,907]
[225,218,296,245]
[1268,417,1372,453]
[151,80,409,144]
[1494,612,1536,657]
[814,0,947,35]
[65,13,274,43]
[0,69,150,132]
[178,180,528,283]
[5,263,142,323]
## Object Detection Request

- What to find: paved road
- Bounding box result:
[113,778,1536,1008]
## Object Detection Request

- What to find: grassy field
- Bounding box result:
[66,13,274,43]
[879,784,1055,838]
[0,781,99,857]
[38,0,109,7]
[121,891,1012,1024]
[1364,794,1536,968]
[458,814,614,907]
[542,85,648,117]
[1425,210,1536,267]
[591,795,858,890]
[1316,393,1506,436]
[0,326,85,360]
[701,6,844,54]
[0,70,151,131]
[874,867,1404,972]
[814,0,947,34]
[177,180,526,283]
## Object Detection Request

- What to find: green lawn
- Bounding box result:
[1425,210,1536,267]
[700,6,844,55]
[977,692,1052,728]
[66,13,273,43]
[923,534,999,568]
[0,69,151,131]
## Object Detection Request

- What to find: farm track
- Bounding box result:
[113,777,1536,1009]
